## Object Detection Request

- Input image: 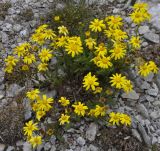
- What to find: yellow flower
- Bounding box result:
[72,102,88,116]
[35,24,48,33]
[110,44,126,60]
[54,16,60,21]
[23,120,38,136]
[31,32,45,45]
[32,103,39,112]
[109,112,121,126]
[22,65,29,71]
[138,63,151,77]
[83,72,99,91]
[14,42,31,57]
[38,63,48,72]
[106,15,123,29]
[59,114,70,125]
[36,110,46,121]
[129,36,141,49]
[44,29,56,40]
[46,129,54,136]
[39,48,53,62]
[94,105,106,117]
[37,95,54,111]
[120,113,131,126]
[113,29,128,41]
[122,80,133,93]
[133,2,148,11]
[5,56,18,66]
[65,37,83,57]
[92,55,101,66]
[104,28,114,38]
[58,26,69,36]
[148,61,159,73]
[110,73,126,89]
[4,65,13,73]
[56,36,68,47]
[97,56,112,69]
[29,135,42,148]
[27,89,40,101]
[130,10,150,24]
[93,87,103,94]
[23,54,36,65]
[58,97,70,107]
[89,19,106,32]
[85,38,96,50]
[85,31,91,37]
[95,43,107,56]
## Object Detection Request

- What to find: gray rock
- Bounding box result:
[1,32,9,43]
[44,142,51,150]
[147,83,159,97]
[152,136,157,144]
[86,123,98,141]
[156,71,160,89]
[144,32,160,43]
[149,4,160,31]
[7,84,23,97]
[158,137,160,143]
[150,111,160,119]
[138,26,149,35]
[23,142,32,151]
[144,73,154,82]
[50,146,56,151]
[140,81,150,90]
[13,24,22,32]
[153,101,160,107]
[138,123,151,146]
[142,42,148,47]
[121,90,140,100]
[6,146,15,151]
[88,144,98,151]
[24,110,32,121]
[77,137,86,146]
[2,23,12,32]
[20,29,29,38]
[0,144,5,151]
[132,129,142,142]
[136,104,149,118]
[146,95,155,102]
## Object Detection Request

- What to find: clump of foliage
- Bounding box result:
[3,2,159,148]
[0,105,24,145]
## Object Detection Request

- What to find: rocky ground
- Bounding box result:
[0,0,160,151]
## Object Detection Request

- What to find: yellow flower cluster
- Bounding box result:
[109,112,131,126]
[23,120,42,148]
[26,89,54,120]
[110,73,133,93]
[130,2,151,25]
[138,61,159,77]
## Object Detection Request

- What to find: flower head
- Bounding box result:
[58,26,69,36]
[83,72,99,91]
[109,112,121,125]
[106,15,123,29]
[59,114,70,125]
[58,97,70,107]
[110,73,126,89]
[39,48,53,62]
[129,36,141,49]
[27,89,40,101]
[65,37,83,57]
[23,120,38,136]
[89,19,106,32]
[120,113,131,126]
[72,102,88,116]
[29,135,42,148]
